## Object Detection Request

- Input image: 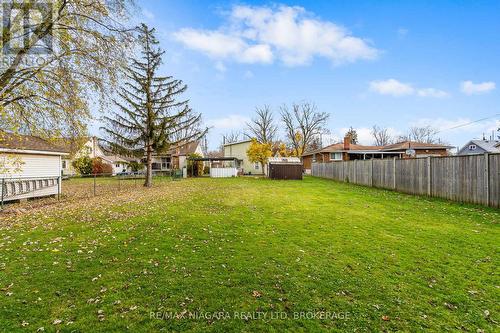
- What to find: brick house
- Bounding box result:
[302,136,452,173]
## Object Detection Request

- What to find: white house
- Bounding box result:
[100,155,134,175]
[61,136,106,176]
[61,137,137,176]
[0,132,68,202]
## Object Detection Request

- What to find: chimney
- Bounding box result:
[343,135,350,150]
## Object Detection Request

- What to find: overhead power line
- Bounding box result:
[436,113,500,133]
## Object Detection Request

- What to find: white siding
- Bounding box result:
[210,167,237,178]
[1,153,62,201]
[1,153,61,178]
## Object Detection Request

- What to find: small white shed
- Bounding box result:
[1,132,68,202]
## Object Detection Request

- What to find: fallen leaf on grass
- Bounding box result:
[252,290,262,298]
[382,315,390,321]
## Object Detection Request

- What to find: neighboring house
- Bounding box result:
[0,132,69,202]
[149,141,204,172]
[61,137,140,176]
[381,141,452,158]
[100,155,134,175]
[302,136,452,173]
[457,139,500,156]
[61,136,107,176]
[62,138,203,175]
[223,139,263,175]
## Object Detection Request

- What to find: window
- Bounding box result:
[161,157,171,170]
[115,163,120,168]
[62,160,67,169]
[468,144,477,150]
[330,152,342,161]
[254,162,259,170]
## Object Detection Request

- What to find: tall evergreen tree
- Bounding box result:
[102,24,207,187]
[345,126,359,144]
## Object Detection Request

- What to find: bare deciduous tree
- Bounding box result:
[371,125,392,146]
[280,102,329,156]
[397,126,441,144]
[245,105,277,144]
[222,131,241,145]
[219,131,241,152]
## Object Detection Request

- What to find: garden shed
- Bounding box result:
[267,157,303,180]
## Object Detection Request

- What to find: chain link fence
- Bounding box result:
[1,171,183,211]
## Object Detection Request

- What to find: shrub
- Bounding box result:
[92,158,113,175]
[72,156,92,175]
[128,161,143,172]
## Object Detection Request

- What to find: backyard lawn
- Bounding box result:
[0,176,498,332]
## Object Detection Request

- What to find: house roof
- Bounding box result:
[460,139,500,153]
[206,150,224,158]
[222,139,252,147]
[302,141,452,157]
[382,141,454,151]
[101,155,136,164]
[268,156,301,164]
[303,143,382,156]
[0,132,69,154]
[166,141,201,156]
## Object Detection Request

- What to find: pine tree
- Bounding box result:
[102,24,206,187]
[345,126,359,144]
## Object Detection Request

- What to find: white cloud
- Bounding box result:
[370,79,449,98]
[337,127,402,145]
[417,88,450,98]
[173,4,378,66]
[460,80,496,95]
[173,29,247,59]
[369,79,414,96]
[206,114,250,129]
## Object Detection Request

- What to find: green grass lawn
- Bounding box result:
[0,177,498,332]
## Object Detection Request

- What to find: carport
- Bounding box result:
[187,157,240,178]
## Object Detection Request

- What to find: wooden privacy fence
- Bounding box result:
[311,153,500,208]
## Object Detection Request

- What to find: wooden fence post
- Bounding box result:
[370,158,374,187]
[393,157,397,190]
[1,178,4,210]
[427,157,432,196]
[353,160,357,184]
[484,153,490,206]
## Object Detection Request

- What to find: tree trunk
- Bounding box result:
[145,147,153,187]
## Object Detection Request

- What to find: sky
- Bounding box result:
[101,0,500,151]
